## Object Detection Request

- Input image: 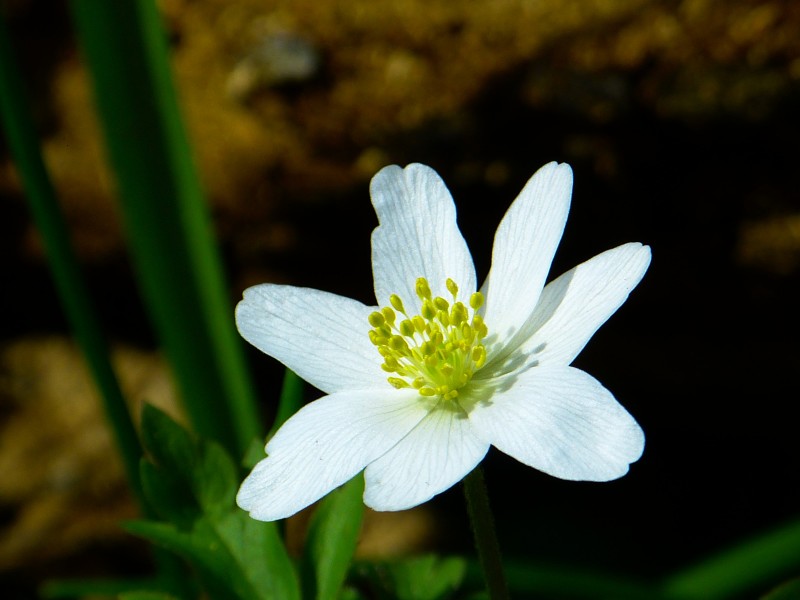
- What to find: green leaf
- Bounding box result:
[140,404,238,518]
[141,404,196,478]
[661,518,800,600]
[119,593,181,600]
[136,406,300,600]
[762,578,800,600]
[217,510,302,600]
[338,587,368,600]
[243,517,302,600]
[355,556,467,600]
[0,4,146,513]
[39,578,169,599]
[191,437,238,516]
[127,511,301,600]
[68,0,261,459]
[462,560,659,600]
[387,555,467,600]
[242,437,267,471]
[304,474,366,600]
[139,460,197,527]
[125,518,260,600]
[269,369,304,438]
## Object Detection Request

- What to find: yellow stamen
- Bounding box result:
[367,277,490,403]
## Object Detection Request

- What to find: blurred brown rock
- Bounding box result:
[3,0,797,273]
[0,337,178,571]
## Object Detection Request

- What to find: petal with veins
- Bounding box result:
[364,405,489,511]
[469,366,644,481]
[236,284,385,395]
[485,243,651,375]
[481,162,572,343]
[371,164,477,310]
[238,388,428,521]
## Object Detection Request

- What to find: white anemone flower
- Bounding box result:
[236,162,650,521]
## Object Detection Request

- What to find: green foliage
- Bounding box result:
[358,556,468,600]
[498,561,658,600]
[39,578,178,599]
[140,404,238,519]
[386,556,467,600]
[68,0,260,459]
[0,3,145,513]
[128,404,300,600]
[269,369,305,439]
[119,593,182,600]
[761,578,800,600]
[661,518,800,600]
[303,474,366,600]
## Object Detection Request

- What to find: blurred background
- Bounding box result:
[2,0,800,597]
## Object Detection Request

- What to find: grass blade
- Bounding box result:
[268,369,304,439]
[0,5,144,509]
[304,475,365,600]
[661,518,800,600]
[68,0,261,456]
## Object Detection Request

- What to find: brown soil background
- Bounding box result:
[2,0,800,597]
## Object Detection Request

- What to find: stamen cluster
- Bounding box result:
[368,277,488,400]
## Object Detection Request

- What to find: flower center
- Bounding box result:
[368,277,488,400]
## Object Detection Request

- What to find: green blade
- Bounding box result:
[67,0,261,456]
[0,5,144,509]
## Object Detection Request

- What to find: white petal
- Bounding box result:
[468,367,643,481]
[481,162,572,342]
[370,164,476,311]
[236,284,385,394]
[237,388,427,521]
[363,405,489,511]
[484,243,651,374]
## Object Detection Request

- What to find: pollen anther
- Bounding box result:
[368,277,489,402]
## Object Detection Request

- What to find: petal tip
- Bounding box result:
[632,242,653,272]
[536,161,573,185]
[370,163,441,197]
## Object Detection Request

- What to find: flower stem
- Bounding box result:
[463,466,510,600]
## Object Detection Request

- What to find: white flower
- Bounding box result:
[236,162,650,521]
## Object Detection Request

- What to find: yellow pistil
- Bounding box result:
[368,277,488,401]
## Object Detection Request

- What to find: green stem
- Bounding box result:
[0,5,145,511]
[268,369,304,439]
[67,0,261,457]
[1,12,192,597]
[463,467,510,600]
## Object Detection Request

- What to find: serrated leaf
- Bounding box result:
[243,517,302,600]
[136,405,299,600]
[338,587,367,600]
[387,556,467,600]
[191,438,238,516]
[39,578,168,599]
[141,404,196,480]
[140,460,197,527]
[140,404,239,520]
[215,509,302,600]
[125,518,259,600]
[119,593,180,600]
[304,474,365,600]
